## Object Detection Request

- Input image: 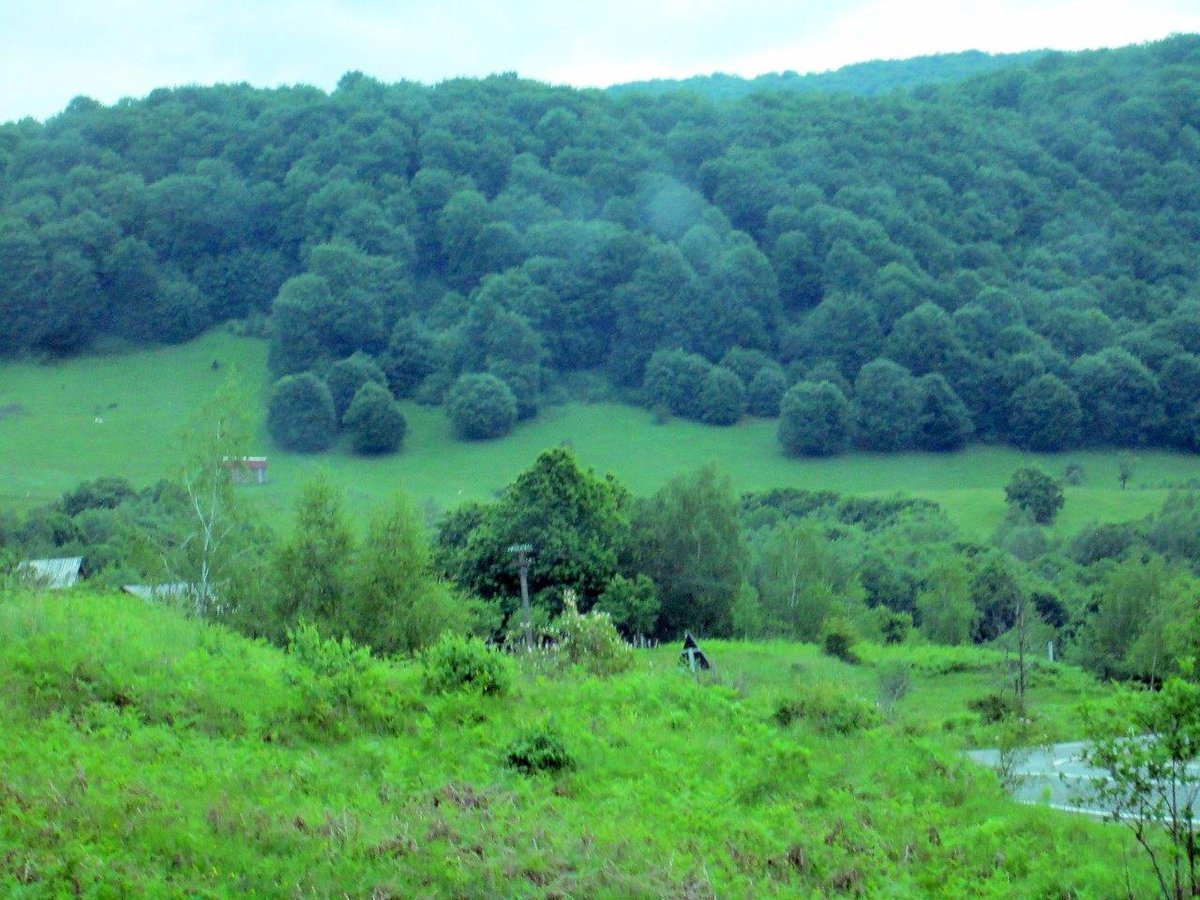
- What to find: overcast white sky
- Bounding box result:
[3,0,1198,123]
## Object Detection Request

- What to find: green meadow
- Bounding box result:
[0,589,1145,896]
[3,329,1197,536]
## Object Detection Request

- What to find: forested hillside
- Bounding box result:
[2,36,1199,453]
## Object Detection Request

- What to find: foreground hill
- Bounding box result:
[0,589,1146,896]
[2,35,1199,455]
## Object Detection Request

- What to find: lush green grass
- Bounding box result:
[692,639,1101,746]
[3,330,1197,537]
[0,589,1147,896]
[0,333,265,509]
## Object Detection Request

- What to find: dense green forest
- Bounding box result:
[3,36,1199,455]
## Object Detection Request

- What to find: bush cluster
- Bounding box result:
[422,633,512,695]
[285,622,398,737]
[821,617,861,664]
[773,683,881,735]
[968,691,1024,724]
[268,372,337,452]
[504,720,575,774]
[549,591,635,676]
[446,373,518,440]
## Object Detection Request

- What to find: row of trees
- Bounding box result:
[5,438,1200,684]
[2,37,1199,452]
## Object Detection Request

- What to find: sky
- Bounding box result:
[2,0,1199,123]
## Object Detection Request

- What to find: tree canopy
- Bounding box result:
[3,37,1200,453]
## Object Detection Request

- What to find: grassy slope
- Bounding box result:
[2,330,1197,536]
[0,589,1144,896]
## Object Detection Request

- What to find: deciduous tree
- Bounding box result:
[268,372,337,452]
[778,380,851,456]
[446,372,518,440]
[1004,467,1064,525]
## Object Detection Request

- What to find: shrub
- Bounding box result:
[325,351,387,424]
[773,683,880,734]
[876,662,913,716]
[1005,467,1065,525]
[550,590,635,676]
[287,620,371,678]
[851,359,923,451]
[697,366,746,426]
[719,346,774,385]
[746,364,788,417]
[61,477,137,516]
[285,622,396,737]
[968,691,1023,724]
[821,617,860,664]
[642,348,712,419]
[268,372,337,452]
[778,380,851,456]
[1069,521,1138,565]
[343,381,406,454]
[487,359,543,421]
[504,719,574,773]
[382,319,439,398]
[446,373,518,440]
[422,633,511,695]
[873,607,913,645]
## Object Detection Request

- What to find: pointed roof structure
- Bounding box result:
[17,557,83,589]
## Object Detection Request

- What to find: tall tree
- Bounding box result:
[750,520,862,639]
[916,558,977,645]
[434,447,634,622]
[351,491,467,655]
[915,373,973,451]
[1071,348,1165,446]
[633,466,746,637]
[173,376,262,617]
[272,474,355,639]
[1007,374,1083,451]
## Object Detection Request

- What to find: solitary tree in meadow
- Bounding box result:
[1004,467,1064,525]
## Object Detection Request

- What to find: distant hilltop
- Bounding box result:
[606,48,1052,100]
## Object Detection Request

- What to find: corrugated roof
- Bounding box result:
[121,583,196,601]
[18,557,83,589]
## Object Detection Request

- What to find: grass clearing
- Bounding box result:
[2,329,1197,536]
